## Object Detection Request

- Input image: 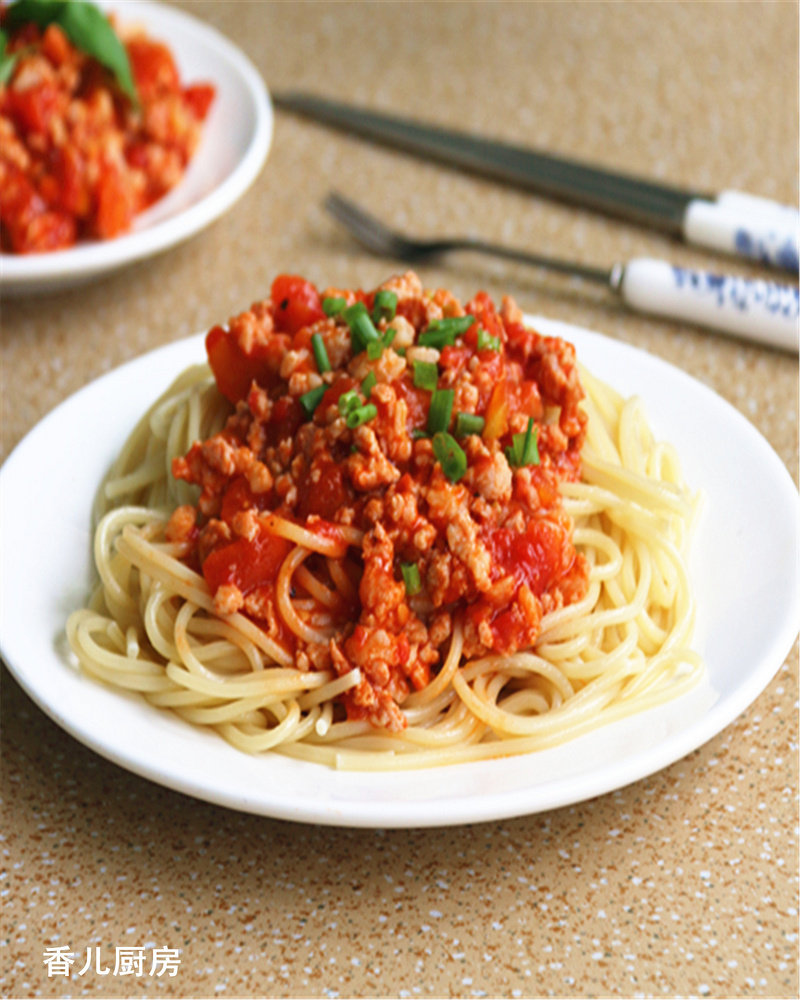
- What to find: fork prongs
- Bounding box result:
[324,190,415,259]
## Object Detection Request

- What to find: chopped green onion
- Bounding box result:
[361,371,377,396]
[418,315,475,348]
[432,431,467,482]
[411,428,429,440]
[366,326,397,361]
[426,387,454,435]
[338,389,360,416]
[346,403,378,429]
[477,327,501,351]
[299,384,327,417]
[372,289,398,323]
[455,412,485,438]
[505,417,540,468]
[412,360,439,391]
[322,296,347,317]
[400,562,422,596]
[311,332,331,373]
[344,302,380,352]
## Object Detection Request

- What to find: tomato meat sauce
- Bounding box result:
[167,272,590,731]
[0,12,214,253]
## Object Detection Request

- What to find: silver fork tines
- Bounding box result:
[323,191,612,285]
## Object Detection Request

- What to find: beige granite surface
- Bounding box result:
[1,2,798,997]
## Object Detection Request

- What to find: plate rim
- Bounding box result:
[0,0,273,292]
[1,319,798,827]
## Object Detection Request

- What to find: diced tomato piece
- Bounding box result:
[296,457,352,520]
[41,23,71,66]
[0,162,76,252]
[40,145,91,217]
[202,529,292,597]
[438,344,471,374]
[392,377,430,433]
[94,160,136,238]
[8,81,61,134]
[205,325,279,405]
[271,274,325,334]
[263,395,305,447]
[466,290,505,346]
[0,163,40,222]
[126,38,180,100]
[182,83,215,120]
[220,476,271,524]
[484,519,574,598]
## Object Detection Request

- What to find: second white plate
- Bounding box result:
[1,319,797,826]
[0,0,273,295]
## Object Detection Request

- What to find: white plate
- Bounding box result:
[0,0,272,295]
[1,320,798,827]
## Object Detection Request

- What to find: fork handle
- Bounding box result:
[618,257,799,352]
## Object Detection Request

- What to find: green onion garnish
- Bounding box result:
[300,384,327,417]
[455,412,485,437]
[426,387,454,435]
[344,302,380,352]
[477,327,501,351]
[361,371,377,396]
[418,315,475,348]
[400,562,422,596]
[412,360,439,391]
[338,389,360,416]
[346,403,378,429]
[372,289,398,323]
[366,326,397,361]
[311,332,331,373]
[322,296,347,317]
[505,417,540,468]
[432,431,467,482]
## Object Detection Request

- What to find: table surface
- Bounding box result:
[2,2,798,998]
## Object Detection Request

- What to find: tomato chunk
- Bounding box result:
[485,519,574,597]
[271,275,325,334]
[205,325,278,405]
[202,529,291,597]
[183,83,216,119]
[127,38,180,100]
[94,161,136,238]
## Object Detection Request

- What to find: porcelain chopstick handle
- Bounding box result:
[683,191,799,273]
[618,257,799,352]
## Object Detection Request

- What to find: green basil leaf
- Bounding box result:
[6,0,139,105]
[7,0,68,27]
[58,0,138,103]
[0,30,22,85]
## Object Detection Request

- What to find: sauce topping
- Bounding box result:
[167,272,590,731]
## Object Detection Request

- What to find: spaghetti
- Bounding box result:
[66,273,703,769]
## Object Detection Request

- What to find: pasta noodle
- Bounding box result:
[66,275,703,770]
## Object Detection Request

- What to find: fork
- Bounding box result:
[323,191,612,286]
[323,191,798,352]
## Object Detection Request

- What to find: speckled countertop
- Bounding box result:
[1,2,798,998]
